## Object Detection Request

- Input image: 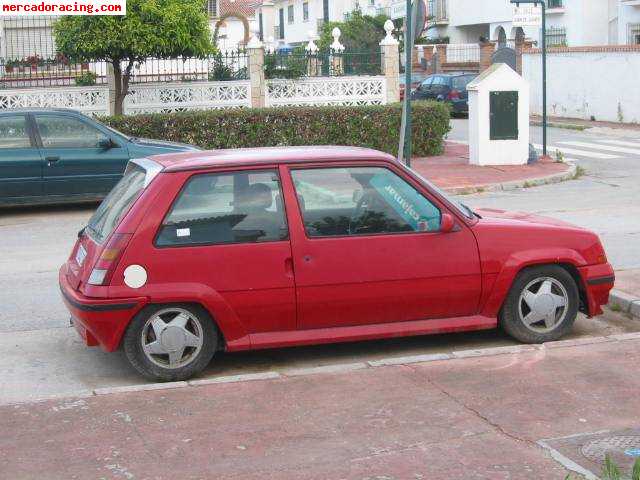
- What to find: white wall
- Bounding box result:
[523,48,640,123]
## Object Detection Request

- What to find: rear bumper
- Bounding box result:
[59,266,147,352]
[578,263,615,317]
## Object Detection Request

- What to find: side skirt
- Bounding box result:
[236,316,497,352]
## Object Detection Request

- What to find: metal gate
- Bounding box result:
[491,47,517,72]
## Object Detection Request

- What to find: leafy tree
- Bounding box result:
[54,0,214,115]
[318,10,388,52]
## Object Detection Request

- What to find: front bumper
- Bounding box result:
[59,266,147,352]
[578,263,615,317]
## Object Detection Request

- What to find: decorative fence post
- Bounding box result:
[330,27,345,76]
[305,30,320,77]
[247,30,265,109]
[379,19,400,103]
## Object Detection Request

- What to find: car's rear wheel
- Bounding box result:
[123,304,217,381]
[500,265,579,343]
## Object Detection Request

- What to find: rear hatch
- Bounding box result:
[65,159,160,292]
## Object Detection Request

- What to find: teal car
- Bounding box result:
[0,108,199,207]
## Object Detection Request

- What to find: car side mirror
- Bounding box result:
[440,213,455,233]
[97,137,113,150]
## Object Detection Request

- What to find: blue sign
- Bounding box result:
[369,171,440,231]
[624,448,640,457]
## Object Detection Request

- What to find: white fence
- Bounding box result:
[0,81,251,116]
[266,76,387,107]
[0,86,109,115]
[523,46,640,123]
[124,81,251,114]
[0,75,389,114]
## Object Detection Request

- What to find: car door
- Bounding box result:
[0,113,43,201]
[282,163,481,330]
[34,112,130,197]
[152,168,296,335]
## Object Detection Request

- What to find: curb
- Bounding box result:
[442,161,577,195]
[608,289,640,319]
[6,332,640,407]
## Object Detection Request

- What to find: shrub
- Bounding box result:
[101,101,451,157]
[75,71,97,86]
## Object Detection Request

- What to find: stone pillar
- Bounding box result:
[380,20,400,103]
[107,63,117,116]
[515,39,534,75]
[247,37,265,109]
[479,41,496,73]
[330,27,345,76]
[435,44,447,72]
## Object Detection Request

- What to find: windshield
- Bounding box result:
[400,163,475,220]
[87,163,146,243]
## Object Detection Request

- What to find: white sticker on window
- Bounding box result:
[176,228,191,237]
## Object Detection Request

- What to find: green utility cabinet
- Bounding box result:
[489,91,519,140]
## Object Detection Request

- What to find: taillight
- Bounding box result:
[448,89,461,100]
[87,233,132,286]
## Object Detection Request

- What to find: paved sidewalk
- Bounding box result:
[3,334,640,479]
[415,142,575,194]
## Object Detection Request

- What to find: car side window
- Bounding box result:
[291,167,441,237]
[35,115,106,149]
[419,77,433,91]
[0,115,32,149]
[156,170,289,247]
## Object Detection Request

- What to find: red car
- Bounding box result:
[59,147,614,381]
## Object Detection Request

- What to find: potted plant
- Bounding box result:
[4,59,19,74]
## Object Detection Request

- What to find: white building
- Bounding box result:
[255,0,390,47]
[425,0,640,47]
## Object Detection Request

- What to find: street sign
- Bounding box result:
[513,5,542,27]
[390,0,427,38]
[389,1,406,19]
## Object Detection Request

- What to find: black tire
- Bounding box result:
[500,265,579,344]
[123,303,217,382]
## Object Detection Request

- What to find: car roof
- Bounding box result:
[149,146,397,172]
[0,108,83,115]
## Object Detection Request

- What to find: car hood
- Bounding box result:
[129,137,201,153]
[474,208,581,229]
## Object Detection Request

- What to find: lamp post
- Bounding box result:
[511,0,547,157]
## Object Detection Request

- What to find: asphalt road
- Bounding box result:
[1,120,639,403]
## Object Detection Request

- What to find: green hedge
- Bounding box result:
[102,101,451,157]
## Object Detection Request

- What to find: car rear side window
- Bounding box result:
[156,170,288,247]
[0,115,31,149]
[87,163,146,244]
[291,167,441,237]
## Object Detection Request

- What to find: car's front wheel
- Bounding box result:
[500,265,579,343]
[123,304,217,381]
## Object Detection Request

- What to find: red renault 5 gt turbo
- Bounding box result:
[59,147,615,381]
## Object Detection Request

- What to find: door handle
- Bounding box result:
[45,156,60,165]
